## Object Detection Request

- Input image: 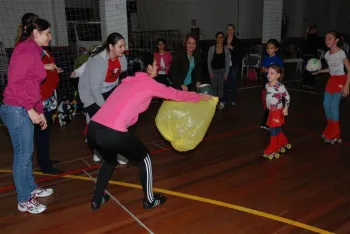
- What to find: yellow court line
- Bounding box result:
[0,169,333,234]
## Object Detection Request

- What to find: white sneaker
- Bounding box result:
[218,102,225,110]
[93,154,101,162]
[18,197,46,214]
[93,149,102,162]
[117,154,128,165]
[31,187,54,198]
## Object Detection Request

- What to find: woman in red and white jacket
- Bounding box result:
[153,38,172,86]
[35,48,64,174]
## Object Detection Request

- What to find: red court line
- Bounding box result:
[0,125,258,193]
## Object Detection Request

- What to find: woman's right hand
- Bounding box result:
[70,71,77,78]
[27,109,41,124]
[200,94,212,101]
[44,63,57,71]
[181,85,188,91]
[210,73,214,79]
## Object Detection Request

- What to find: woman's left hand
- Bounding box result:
[39,113,47,130]
[196,82,201,88]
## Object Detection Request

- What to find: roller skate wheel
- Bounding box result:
[337,138,342,143]
[275,153,280,159]
[286,144,292,149]
[280,148,286,153]
[330,139,335,144]
[268,155,274,160]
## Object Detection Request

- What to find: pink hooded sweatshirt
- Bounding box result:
[92,72,201,132]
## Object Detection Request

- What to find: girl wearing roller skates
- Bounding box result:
[314,30,350,144]
[263,65,291,160]
[260,39,284,130]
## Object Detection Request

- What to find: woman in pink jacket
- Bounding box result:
[87,53,212,210]
[153,38,172,86]
[0,17,53,214]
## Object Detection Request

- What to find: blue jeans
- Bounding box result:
[0,104,37,203]
[323,92,342,121]
[270,127,282,136]
[224,65,238,103]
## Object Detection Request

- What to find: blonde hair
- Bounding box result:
[14,13,39,45]
[269,64,284,81]
[14,24,23,45]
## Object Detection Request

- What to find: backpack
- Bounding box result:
[246,67,257,80]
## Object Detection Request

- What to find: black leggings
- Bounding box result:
[87,121,154,204]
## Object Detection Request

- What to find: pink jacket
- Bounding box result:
[154,51,172,74]
[92,72,201,132]
[3,38,46,113]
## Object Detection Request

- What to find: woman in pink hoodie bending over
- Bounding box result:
[87,53,212,210]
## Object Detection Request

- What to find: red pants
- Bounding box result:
[264,109,288,155]
[325,75,347,94]
[322,119,340,139]
[266,109,285,128]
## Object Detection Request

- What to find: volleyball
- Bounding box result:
[306,58,321,72]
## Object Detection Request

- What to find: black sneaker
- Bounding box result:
[143,194,167,209]
[260,124,269,131]
[41,166,64,175]
[91,193,110,210]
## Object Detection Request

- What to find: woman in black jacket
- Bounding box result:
[169,33,202,91]
[302,24,321,90]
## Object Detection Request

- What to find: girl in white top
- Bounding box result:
[314,30,350,143]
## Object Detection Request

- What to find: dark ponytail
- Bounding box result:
[15,13,39,44]
[22,17,50,41]
[91,32,124,57]
[326,30,344,49]
[119,52,154,80]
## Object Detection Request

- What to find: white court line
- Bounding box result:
[0,155,96,179]
[0,139,163,179]
[0,177,75,199]
[287,87,350,100]
[80,158,154,234]
[236,79,302,90]
[287,87,324,95]
[152,142,165,149]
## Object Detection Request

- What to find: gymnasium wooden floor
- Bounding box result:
[1,73,350,234]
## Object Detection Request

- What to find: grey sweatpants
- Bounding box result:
[211,69,225,99]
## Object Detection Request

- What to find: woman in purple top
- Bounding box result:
[0,17,54,214]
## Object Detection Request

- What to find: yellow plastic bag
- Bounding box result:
[155,97,218,152]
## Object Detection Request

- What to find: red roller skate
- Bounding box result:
[263,136,280,160]
[323,120,342,144]
[321,119,331,141]
[277,132,292,154]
